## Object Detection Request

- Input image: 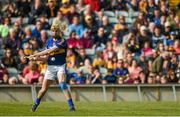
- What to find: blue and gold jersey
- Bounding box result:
[46,37,67,66]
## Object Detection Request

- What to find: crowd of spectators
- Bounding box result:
[0,0,179,85]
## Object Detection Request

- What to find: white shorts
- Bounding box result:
[44,64,66,80]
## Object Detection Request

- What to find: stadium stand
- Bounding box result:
[0,0,179,86]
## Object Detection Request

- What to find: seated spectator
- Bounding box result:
[147,73,155,84]
[91,67,102,84]
[75,48,91,67]
[146,0,157,21]
[13,20,24,41]
[112,59,129,84]
[30,0,45,21]
[0,62,8,84]
[2,1,21,17]
[153,8,161,26]
[39,15,50,30]
[32,20,42,39]
[99,16,113,37]
[160,3,168,16]
[78,58,93,83]
[176,63,180,83]
[148,22,156,35]
[163,22,171,39]
[102,69,116,84]
[5,28,21,55]
[45,0,58,18]
[83,15,98,35]
[173,39,180,54]
[16,54,28,74]
[80,29,93,48]
[21,27,33,47]
[92,51,106,67]
[141,41,153,57]
[156,42,165,54]
[160,76,167,84]
[126,0,139,11]
[151,52,169,76]
[127,59,143,84]
[69,70,86,85]
[38,30,48,50]
[113,39,126,59]
[67,31,82,49]
[137,25,151,48]
[166,9,176,27]
[139,0,148,13]
[168,69,178,83]
[67,15,84,37]
[23,43,34,56]
[113,0,127,11]
[67,5,79,23]
[127,35,140,55]
[133,12,148,30]
[114,15,128,32]
[82,5,97,23]
[103,41,116,61]
[19,61,40,84]
[66,48,76,69]
[76,0,87,14]
[93,27,107,51]
[167,32,176,51]
[1,48,17,68]
[152,26,167,48]
[0,17,11,39]
[59,0,71,15]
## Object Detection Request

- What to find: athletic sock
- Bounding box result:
[35,97,41,105]
[67,98,74,108]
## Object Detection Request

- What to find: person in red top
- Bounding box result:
[80,29,93,48]
[141,41,153,57]
[67,31,84,49]
[84,0,100,11]
[173,39,180,54]
[20,61,40,84]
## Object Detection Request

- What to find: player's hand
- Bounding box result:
[28,55,37,61]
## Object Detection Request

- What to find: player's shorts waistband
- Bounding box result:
[47,64,66,67]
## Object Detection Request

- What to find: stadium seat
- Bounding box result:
[125,17,135,24]
[85,49,95,56]
[28,25,35,30]
[129,11,139,18]
[0,49,4,59]
[48,18,54,25]
[99,67,108,77]
[109,17,119,24]
[11,17,18,24]
[46,30,52,36]
[115,11,129,17]
[7,67,18,78]
[23,17,29,24]
[103,11,115,17]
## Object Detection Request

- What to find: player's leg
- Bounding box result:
[57,69,75,111]
[31,79,53,112]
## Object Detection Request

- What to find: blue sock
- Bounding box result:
[35,98,41,105]
[67,98,74,108]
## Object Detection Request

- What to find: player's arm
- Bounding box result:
[33,55,48,61]
[29,46,59,59]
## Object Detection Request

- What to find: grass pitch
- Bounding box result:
[0,102,180,116]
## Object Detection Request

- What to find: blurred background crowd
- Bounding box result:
[0,0,179,85]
